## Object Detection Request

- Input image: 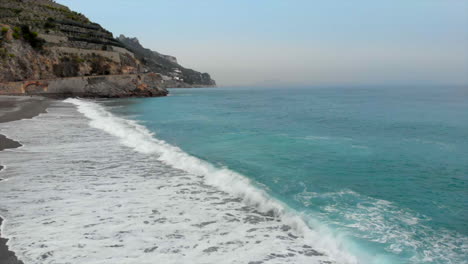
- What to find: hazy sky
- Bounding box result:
[57,0,468,86]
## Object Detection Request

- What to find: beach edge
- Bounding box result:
[0,96,51,264]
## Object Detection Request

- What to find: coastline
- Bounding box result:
[0,96,50,264]
[0,97,338,263]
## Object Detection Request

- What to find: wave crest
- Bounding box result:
[65,98,360,264]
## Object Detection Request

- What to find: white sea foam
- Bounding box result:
[295,189,468,264]
[0,99,358,264]
[64,98,360,263]
[3,98,466,264]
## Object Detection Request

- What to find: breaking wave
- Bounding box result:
[65,98,361,264]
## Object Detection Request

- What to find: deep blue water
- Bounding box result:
[106,86,468,264]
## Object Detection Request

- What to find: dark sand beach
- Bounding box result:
[0,96,50,264]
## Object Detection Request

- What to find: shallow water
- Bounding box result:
[0,85,467,264]
[104,86,468,264]
[0,101,341,264]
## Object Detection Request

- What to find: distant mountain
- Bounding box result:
[117,35,216,87]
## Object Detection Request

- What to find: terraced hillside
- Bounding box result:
[0,0,215,88]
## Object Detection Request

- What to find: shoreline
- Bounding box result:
[1,98,336,263]
[0,134,21,175]
[0,96,51,264]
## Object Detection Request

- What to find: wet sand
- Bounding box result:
[0,96,50,123]
[0,96,50,264]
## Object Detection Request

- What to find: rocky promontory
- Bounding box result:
[117,35,216,87]
[0,0,215,97]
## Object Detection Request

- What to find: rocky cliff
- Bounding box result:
[117,35,216,87]
[0,0,215,97]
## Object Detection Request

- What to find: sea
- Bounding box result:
[0,86,467,264]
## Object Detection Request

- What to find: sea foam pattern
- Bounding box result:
[0,100,355,263]
[129,87,467,264]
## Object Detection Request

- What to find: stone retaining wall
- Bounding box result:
[48,46,122,63]
[38,34,68,44]
[0,73,168,98]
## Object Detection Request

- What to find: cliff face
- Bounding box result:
[0,0,215,97]
[0,0,139,81]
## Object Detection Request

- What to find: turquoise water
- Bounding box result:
[106,86,468,263]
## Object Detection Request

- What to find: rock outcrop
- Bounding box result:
[0,0,215,97]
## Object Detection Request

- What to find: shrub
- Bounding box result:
[44,21,56,29]
[12,8,22,15]
[20,25,45,50]
[12,27,20,39]
[53,57,79,77]
[1,27,8,35]
[71,54,84,64]
[0,48,6,58]
[45,17,56,29]
[90,56,111,75]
